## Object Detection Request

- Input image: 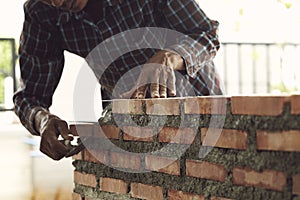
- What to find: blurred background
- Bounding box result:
[0,0,300,199]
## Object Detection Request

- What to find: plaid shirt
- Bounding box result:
[14,0,222,135]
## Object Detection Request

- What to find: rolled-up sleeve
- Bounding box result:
[13,1,64,135]
[161,0,220,78]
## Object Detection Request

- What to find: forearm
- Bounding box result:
[13,91,49,136]
[160,0,220,78]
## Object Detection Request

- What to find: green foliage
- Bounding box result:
[0,40,14,105]
[272,81,298,93]
[277,0,294,9]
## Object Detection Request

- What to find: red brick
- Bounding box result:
[131,182,163,200]
[72,192,82,200]
[100,177,128,194]
[231,96,289,116]
[145,155,180,175]
[70,123,94,137]
[112,99,143,114]
[84,149,109,164]
[158,127,197,144]
[211,197,234,200]
[168,190,205,200]
[291,95,300,114]
[101,125,120,139]
[72,151,82,160]
[257,130,300,152]
[186,160,227,182]
[93,125,120,139]
[145,98,182,115]
[293,174,300,195]
[184,96,229,115]
[110,152,141,170]
[233,167,286,191]
[74,171,97,188]
[201,128,247,150]
[123,126,154,142]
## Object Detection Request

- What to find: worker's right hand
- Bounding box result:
[34,109,73,160]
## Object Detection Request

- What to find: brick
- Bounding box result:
[145,98,182,115]
[186,160,227,182]
[291,95,300,114]
[233,167,286,191]
[145,155,180,175]
[112,99,143,114]
[74,171,97,188]
[100,177,128,194]
[131,182,163,200]
[158,127,197,144]
[184,96,229,115]
[110,152,141,170]
[84,149,109,164]
[257,130,300,152]
[231,96,289,116]
[72,192,82,200]
[93,125,120,139]
[123,126,154,142]
[70,123,94,137]
[201,128,247,150]
[211,197,234,200]
[293,174,300,195]
[168,190,205,200]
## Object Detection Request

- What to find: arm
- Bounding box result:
[124,0,220,99]
[14,1,71,160]
[161,0,220,78]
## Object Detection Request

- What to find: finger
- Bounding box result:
[56,120,73,141]
[149,64,162,98]
[51,0,64,7]
[167,67,176,97]
[61,0,76,10]
[135,84,147,99]
[40,135,69,160]
[150,83,160,98]
[159,69,167,98]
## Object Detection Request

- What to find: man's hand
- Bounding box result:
[35,109,73,160]
[121,50,185,99]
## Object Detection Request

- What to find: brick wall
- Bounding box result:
[71,95,300,200]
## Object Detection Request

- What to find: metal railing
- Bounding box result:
[218,42,300,94]
[0,38,17,111]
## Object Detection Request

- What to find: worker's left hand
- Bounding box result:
[121,50,185,99]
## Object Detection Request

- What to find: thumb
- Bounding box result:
[56,119,73,141]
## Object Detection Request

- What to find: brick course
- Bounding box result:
[72,95,300,200]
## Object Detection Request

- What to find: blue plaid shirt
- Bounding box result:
[14,0,222,135]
